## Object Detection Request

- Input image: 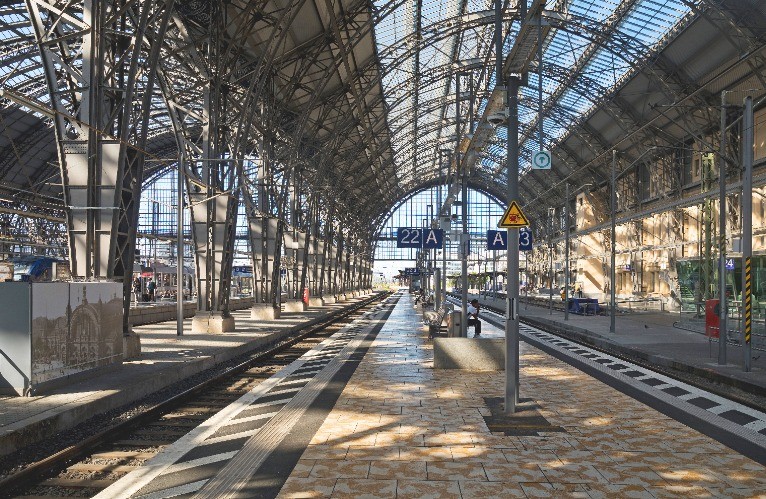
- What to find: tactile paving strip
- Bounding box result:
[469,304,766,455]
[94,296,399,499]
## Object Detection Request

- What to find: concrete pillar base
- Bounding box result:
[322,296,336,305]
[251,303,280,320]
[283,299,307,313]
[123,331,141,360]
[433,338,505,370]
[308,297,324,307]
[192,312,236,333]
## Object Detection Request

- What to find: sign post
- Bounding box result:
[505,75,521,415]
[497,197,529,414]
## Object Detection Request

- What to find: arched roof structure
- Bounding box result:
[1,0,766,248]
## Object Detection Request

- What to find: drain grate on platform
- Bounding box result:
[482,397,567,436]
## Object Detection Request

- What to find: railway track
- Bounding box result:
[441,293,766,466]
[445,292,766,413]
[1,293,390,499]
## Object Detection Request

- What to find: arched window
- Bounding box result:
[374,186,504,281]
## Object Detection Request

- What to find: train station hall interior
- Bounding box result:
[1,0,766,497]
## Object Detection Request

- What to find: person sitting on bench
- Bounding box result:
[467,299,482,337]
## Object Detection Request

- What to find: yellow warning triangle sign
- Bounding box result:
[498,201,529,228]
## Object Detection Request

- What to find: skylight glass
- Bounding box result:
[372,0,692,182]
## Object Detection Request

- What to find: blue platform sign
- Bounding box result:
[725,258,735,271]
[422,229,444,249]
[403,267,420,276]
[396,227,423,248]
[487,228,533,251]
[519,227,533,251]
[486,230,507,250]
[397,227,444,249]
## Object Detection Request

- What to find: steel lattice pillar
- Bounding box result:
[184,81,240,333]
[26,0,172,342]
[247,214,280,320]
[160,6,256,333]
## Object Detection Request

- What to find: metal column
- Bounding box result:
[506,75,521,414]
[456,74,468,337]
[548,211,553,315]
[25,0,172,336]
[718,92,728,365]
[742,96,753,372]
[611,150,617,334]
[177,166,184,336]
[564,183,569,321]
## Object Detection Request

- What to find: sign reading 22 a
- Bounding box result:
[397,228,444,249]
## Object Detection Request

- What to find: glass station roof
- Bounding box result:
[372,0,692,189]
[3,0,760,232]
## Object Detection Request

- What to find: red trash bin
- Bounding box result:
[705,299,720,338]
[302,287,310,305]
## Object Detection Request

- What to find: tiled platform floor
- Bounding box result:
[278,291,766,498]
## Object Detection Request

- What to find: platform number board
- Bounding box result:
[397,227,444,249]
[423,229,444,249]
[487,228,533,251]
[519,227,533,250]
[487,230,507,250]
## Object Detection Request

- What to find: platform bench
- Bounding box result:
[423,303,453,339]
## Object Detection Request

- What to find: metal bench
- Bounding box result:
[423,303,453,339]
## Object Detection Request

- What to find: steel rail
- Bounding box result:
[444,292,766,413]
[0,292,390,496]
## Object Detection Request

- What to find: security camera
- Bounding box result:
[487,109,508,126]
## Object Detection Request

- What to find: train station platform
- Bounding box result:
[94,290,765,498]
[0,294,376,458]
[458,292,766,407]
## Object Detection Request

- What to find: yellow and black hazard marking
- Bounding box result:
[745,257,752,344]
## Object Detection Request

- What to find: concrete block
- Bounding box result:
[308,297,324,307]
[322,296,337,305]
[251,303,279,320]
[123,331,141,360]
[283,299,307,313]
[433,338,505,370]
[192,313,236,333]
